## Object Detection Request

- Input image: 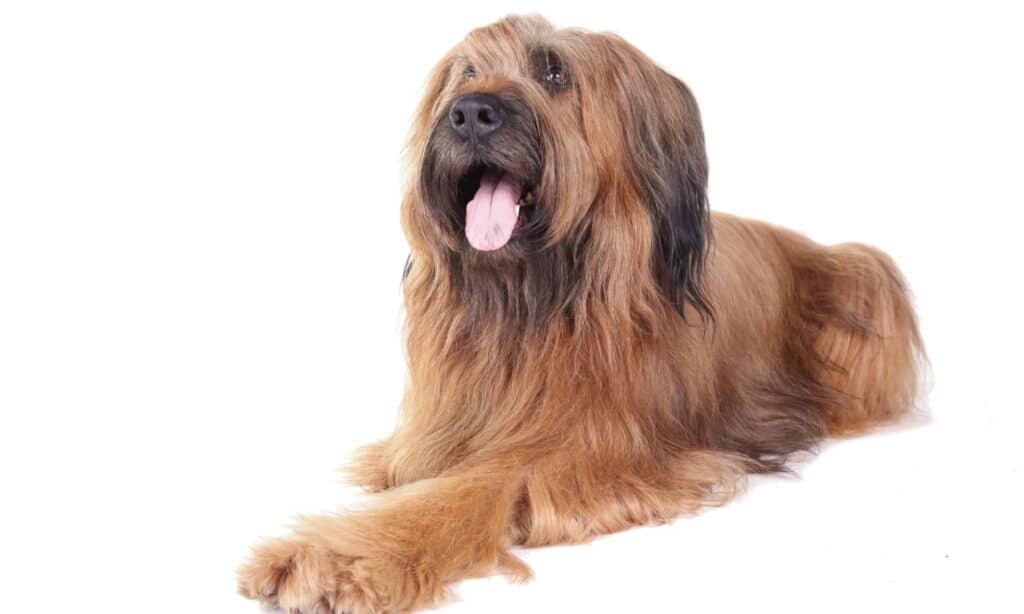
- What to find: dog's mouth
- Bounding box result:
[456,164,538,251]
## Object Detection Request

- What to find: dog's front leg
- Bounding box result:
[238,466,530,614]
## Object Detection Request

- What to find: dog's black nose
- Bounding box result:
[450,94,504,140]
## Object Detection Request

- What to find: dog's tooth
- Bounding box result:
[515,204,521,215]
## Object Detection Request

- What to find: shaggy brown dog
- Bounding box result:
[238,15,923,613]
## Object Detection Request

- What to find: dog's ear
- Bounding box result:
[635,75,713,323]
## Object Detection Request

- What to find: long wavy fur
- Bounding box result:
[239,15,925,613]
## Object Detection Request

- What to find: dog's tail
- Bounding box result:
[798,242,926,436]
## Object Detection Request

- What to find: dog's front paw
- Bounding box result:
[237,537,391,614]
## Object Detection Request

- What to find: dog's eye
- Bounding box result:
[531,47,569,93]
[545,64,565,88]
[463,66,477,80]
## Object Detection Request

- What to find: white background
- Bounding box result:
[2,1,1022,612]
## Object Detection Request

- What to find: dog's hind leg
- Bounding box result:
[797,242,925,436]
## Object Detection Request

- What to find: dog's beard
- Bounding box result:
[417,123,586,333]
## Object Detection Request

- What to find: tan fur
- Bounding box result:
[239,15,924,613]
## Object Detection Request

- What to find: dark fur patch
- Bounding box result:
[637,77,714,324]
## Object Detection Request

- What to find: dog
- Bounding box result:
[238,14,924,613]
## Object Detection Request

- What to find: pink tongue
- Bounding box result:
[465,169,523,251]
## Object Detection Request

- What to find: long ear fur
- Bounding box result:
[642,75,714,324]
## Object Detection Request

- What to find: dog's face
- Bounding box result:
[405,15,712,322]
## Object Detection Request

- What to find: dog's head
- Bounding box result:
[404,15,711,324]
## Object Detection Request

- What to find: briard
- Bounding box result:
[239,14,924,613]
